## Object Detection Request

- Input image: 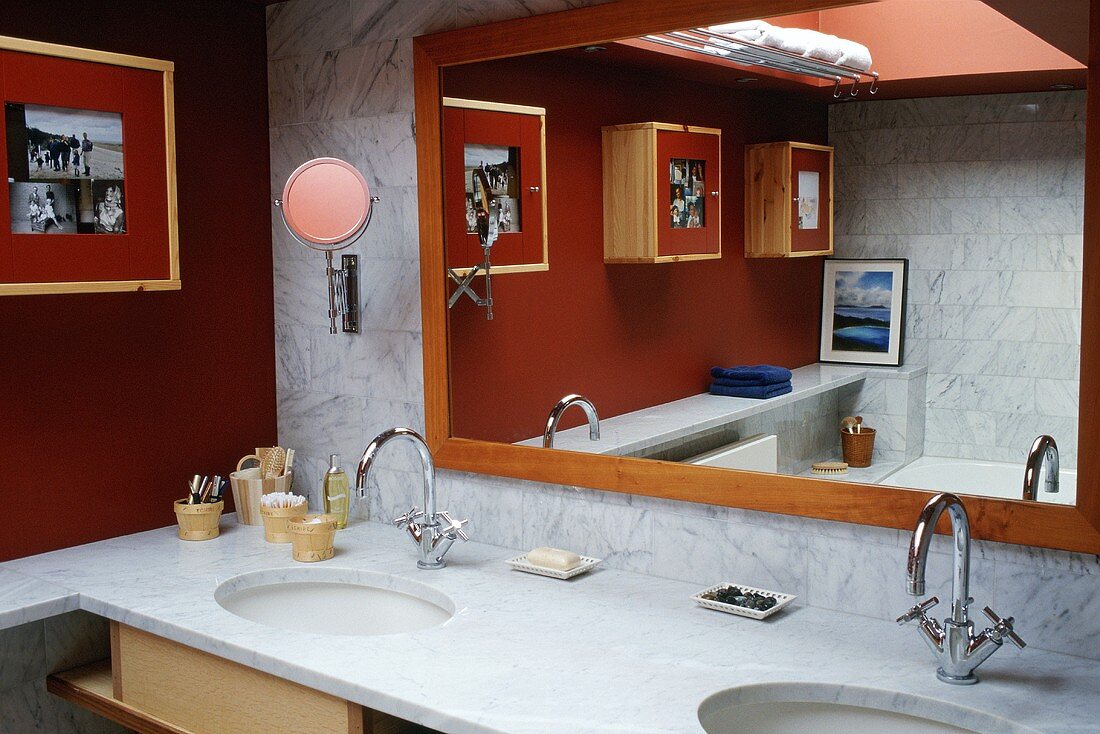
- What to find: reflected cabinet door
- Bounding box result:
[657,128,721,258]
[443,98,547,273]
[745,141,834,258]
[603,122,722,264]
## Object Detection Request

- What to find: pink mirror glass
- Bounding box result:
[280,158,372,250]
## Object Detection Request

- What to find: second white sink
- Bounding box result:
[699,683,1040,734]
[215,567,455,637]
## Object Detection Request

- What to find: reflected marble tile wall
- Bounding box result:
[832,91,1084,468]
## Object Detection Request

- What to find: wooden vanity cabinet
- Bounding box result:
[602,122,722,263]
[47,621,439,734]
[744,141,834,258]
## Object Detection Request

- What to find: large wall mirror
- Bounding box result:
[414,0,1100,553]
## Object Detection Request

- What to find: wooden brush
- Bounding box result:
[812,461,849,475]
[260,446,286,479]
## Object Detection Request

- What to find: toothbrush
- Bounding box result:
[188,475,203,505]
[202,475,220,503]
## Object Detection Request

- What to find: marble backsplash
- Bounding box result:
[830,92,1084,469]
[269,0,1100,664]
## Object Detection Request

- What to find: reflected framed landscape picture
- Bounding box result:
[819,258,908,366]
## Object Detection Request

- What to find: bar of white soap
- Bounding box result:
[526,546,582,571]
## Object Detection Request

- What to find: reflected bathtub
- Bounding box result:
[884,455,1077,505]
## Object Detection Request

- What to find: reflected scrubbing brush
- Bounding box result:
[812,461,849,475]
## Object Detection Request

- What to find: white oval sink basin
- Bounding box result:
[215,567,455,637]
[699,683,1040,734]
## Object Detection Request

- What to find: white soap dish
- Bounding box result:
[506,554,602,579]
[692,582,797,620]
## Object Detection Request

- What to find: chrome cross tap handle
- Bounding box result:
[983,607,1027,649]
[393,506,425,528]
[435,510,470,541]
[897,596,940,625]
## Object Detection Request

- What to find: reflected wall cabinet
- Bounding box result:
[745,141,833,258]
[443,97,548,275]
[602,122,721,264]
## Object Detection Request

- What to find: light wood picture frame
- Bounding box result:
[0,35,178,296]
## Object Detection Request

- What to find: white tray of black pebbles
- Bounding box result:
[692,582,796,620]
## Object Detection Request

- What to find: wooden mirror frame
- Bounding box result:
[414,0,1100,554]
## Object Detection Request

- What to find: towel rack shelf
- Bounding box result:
[644,29,879,97]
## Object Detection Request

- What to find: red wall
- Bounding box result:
[0,1,275,561]
[445,54,828,444]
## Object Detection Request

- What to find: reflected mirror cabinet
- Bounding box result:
[414,0,1100,554]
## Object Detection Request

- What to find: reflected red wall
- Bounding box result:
[0,1,274,561]
[445,54,828,444]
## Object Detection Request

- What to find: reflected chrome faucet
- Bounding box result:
[1023,435,1059,500]
[356,427,469,570]
[898,493,1025,684]
[543,394,600,448]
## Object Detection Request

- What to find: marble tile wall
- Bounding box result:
[830,92,1084,468]
[268,1,1100,662]
[0,612,123,733]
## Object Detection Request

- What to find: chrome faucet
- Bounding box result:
[898,493,1025,684]
[543,394,600,448]
[1023,435,1059,500]
[355,427,469,570]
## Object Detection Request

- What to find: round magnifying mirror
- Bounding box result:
[277,157,373,251]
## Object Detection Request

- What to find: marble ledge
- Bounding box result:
[796,459,905,485]
[520,363,926,456]
[0,518,1097,734]
[0,568,78,631]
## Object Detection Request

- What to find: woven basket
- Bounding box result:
[840,428,876,468]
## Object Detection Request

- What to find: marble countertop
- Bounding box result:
[0,567,78,629]
[521,363,926,457]
[2,516,1095,734]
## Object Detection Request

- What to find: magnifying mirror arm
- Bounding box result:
[273,194,379,335]
[446,169,498,320]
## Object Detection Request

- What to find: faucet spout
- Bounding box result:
[543,394,600,448]
[906,493,970,623]
[356,427,436,518]
[1023,435,1059,500]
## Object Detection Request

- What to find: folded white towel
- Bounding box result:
[707,20,772,35]
[756,26,873,71]
[836,39,872,71]
[759,26,813,55]
[803,39,843,64]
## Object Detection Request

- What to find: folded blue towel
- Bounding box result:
[712,377,787,388]
[709,381,793,400]
[710,364,793,385]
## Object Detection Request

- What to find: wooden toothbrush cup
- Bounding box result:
[260,502,308,543]
[230,469,293,526]
[287,514,338,562]
[173,500,224,541]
